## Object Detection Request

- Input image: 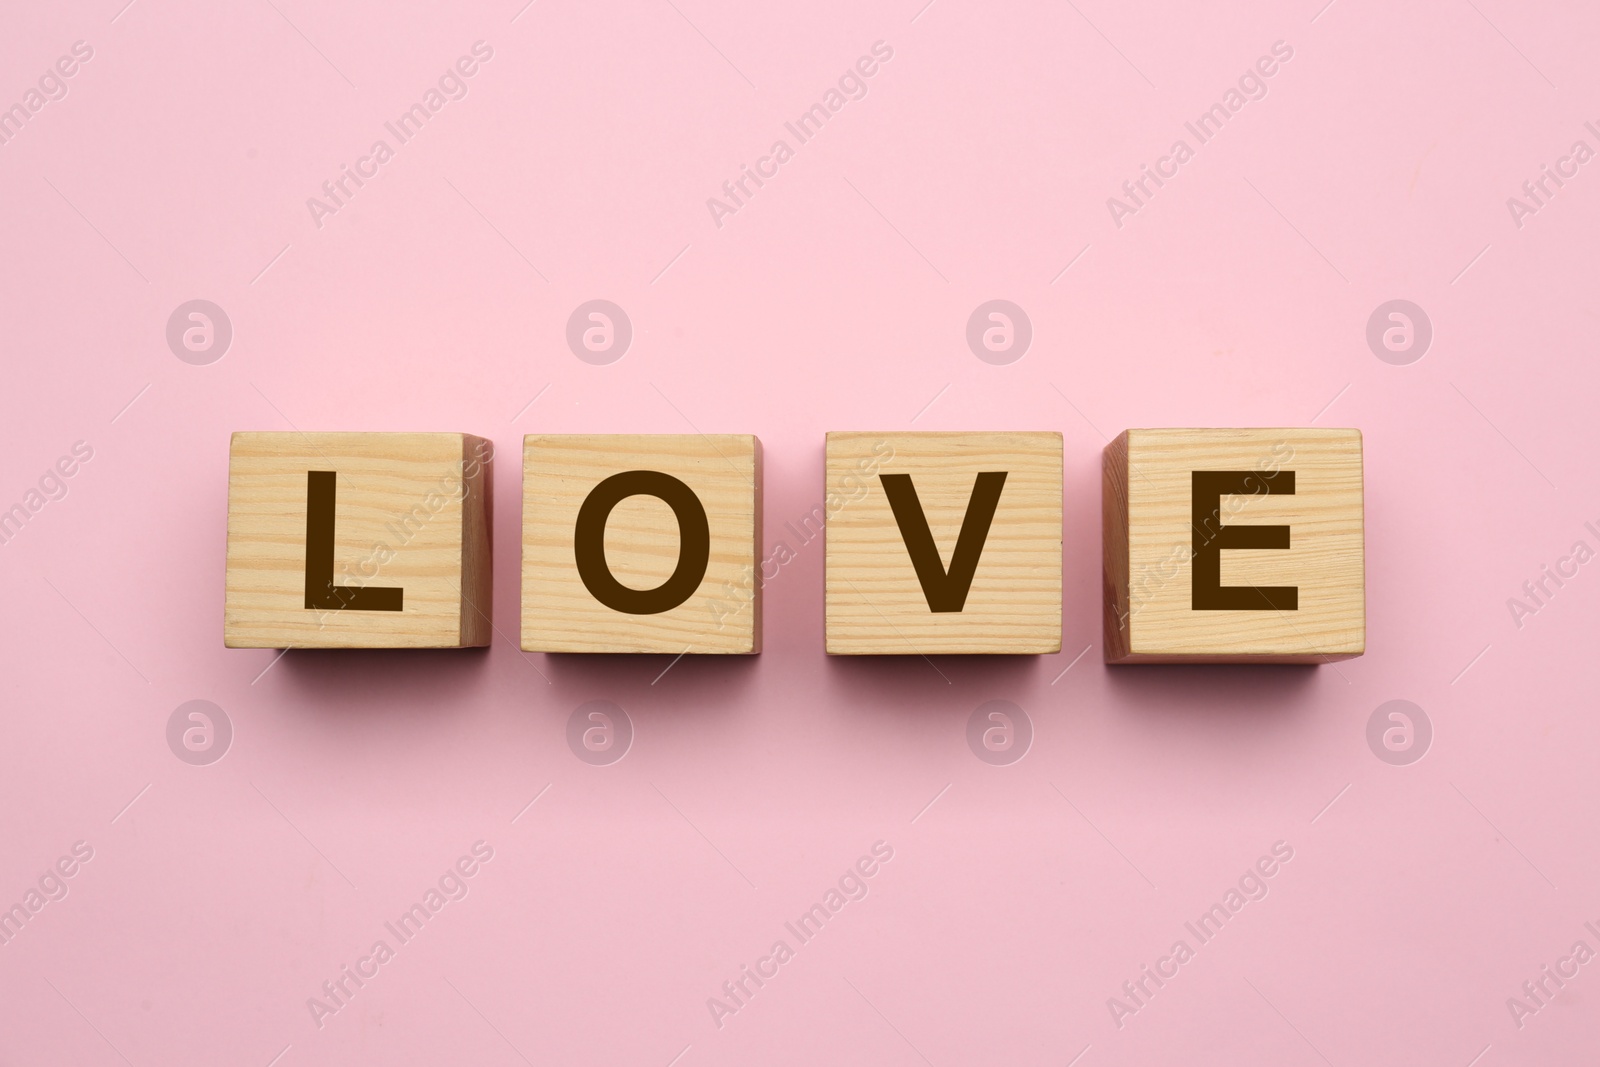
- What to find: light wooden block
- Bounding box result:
[521,434,761,654]
[825,431,1062,655]
[225,432,493,649]
[1103,428,1365,663]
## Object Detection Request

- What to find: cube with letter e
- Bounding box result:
[825,431,1062,655]
[1102,428,1364,663]
[224,432,493,649]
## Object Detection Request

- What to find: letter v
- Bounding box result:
[878,472,1007,612]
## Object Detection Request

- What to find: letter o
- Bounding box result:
[574,470,710,614]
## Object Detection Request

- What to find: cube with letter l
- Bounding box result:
[225,431,493,649]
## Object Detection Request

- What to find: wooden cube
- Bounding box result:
[825,431,1062,655]
[1103,428,1364,663]
[521,434,761,654]
[225,432,493,649]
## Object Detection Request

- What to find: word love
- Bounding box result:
[223,428,1366,663]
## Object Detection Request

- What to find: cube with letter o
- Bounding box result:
[521,434,762,653]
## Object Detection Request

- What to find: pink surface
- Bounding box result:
[2,1,1597,1063]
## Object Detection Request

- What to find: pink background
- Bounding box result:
[3,0,1598,1063]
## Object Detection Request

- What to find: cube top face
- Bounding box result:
[825,431,1063,655]
[521,434,761,654]
[1105,427,1364,663]
[224,432,492,649]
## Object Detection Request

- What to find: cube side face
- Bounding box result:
[825,431,1063,655]
[748,437,764,654]
[456,435,495,647]
[1117,428,1364,663]
[520,434,760,654]
[223,432,479,649]
[1101,432,1132,662]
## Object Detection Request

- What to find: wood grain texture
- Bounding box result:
[1103,427,1364,663]
[224,432,493,649]
[521,434,761,654]
[825,431,1062,655]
